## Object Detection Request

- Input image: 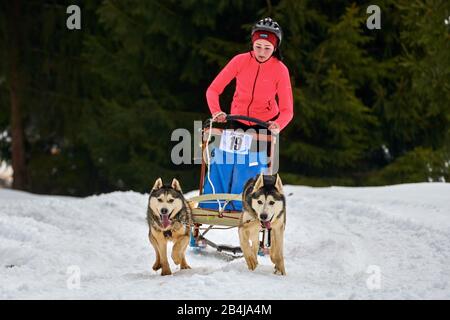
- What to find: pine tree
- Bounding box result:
[2,0,449,193]
[3,0,28,190]
[0,2,10,162]
[370,0,450,184]
[280,3,379,180]
[81,0,264,192]
[0,1,102,195]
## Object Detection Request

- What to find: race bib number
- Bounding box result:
[219,130,253,154]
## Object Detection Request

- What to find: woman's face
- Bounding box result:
[252,39,275,62]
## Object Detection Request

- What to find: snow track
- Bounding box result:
[1,184,449,299]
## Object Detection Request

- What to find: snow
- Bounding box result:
[0,183,449,299]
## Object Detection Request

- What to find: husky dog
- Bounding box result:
[147,178,193,276]
[239,174,286,275]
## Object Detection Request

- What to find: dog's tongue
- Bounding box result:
[264,221,271,229]
[161,214,171,228]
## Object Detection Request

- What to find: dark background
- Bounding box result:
[0,0,449,196]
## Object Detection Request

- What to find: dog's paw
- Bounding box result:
[161,268,172,276]
[180,263,191,270]
[246,256,258,271]
[152,262,162,271]
[273,265,286,276]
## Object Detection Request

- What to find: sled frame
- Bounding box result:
[188,115,277,255]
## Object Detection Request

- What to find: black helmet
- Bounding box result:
[251,17,283,47]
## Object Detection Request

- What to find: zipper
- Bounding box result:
[246,64,261,121]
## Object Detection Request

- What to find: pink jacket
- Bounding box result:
[206,51,294,130]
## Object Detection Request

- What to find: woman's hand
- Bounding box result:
[212,111,227,123]
[267,121,280,134]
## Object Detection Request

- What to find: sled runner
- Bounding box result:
[188,115,278,257]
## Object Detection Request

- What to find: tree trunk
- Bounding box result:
[8,0,28,190]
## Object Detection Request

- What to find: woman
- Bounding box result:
[206,17,294,134]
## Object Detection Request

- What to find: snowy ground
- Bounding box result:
[0,183,449,299]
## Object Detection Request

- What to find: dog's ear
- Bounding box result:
[171,178,182,192]
[254,174,264,191]
[151,178,163,191]
[274,174,283,193]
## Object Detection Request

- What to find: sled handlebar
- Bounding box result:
[224,115,271,128]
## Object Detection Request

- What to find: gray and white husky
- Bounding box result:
[147,178,193,276]
[239,174,287,275]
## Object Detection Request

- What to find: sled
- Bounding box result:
[187,115,278,257]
